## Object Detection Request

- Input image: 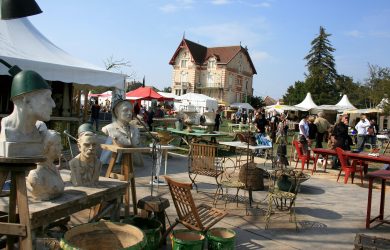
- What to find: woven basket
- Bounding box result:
[354,233,390,250]
[238,162,264,190]
[60,221,145,250]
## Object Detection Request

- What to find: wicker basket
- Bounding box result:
[60,221,145,250]
[354,233,390,250]
[238,162,264,190]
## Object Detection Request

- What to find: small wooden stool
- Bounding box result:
[137,196,170,244]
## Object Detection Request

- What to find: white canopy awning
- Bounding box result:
[0,18,125,87]
[295,92,318,110]
[230,102,254,110]
[158,92,178,100]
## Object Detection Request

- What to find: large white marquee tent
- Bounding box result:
[0,17,125,86]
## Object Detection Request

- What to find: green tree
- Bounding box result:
[364,64,390,109]
[304,26,338,104]
[282,81,307,105]
[249,95,265,109]
[162,87,172,93]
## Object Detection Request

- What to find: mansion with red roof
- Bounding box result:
[169,38,257,105]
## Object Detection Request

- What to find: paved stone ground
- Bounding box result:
[69,152,390,250]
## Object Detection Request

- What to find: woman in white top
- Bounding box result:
[355,114,370,152]
[298,114,310,155]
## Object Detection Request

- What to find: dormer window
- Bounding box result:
[208,58,216,69]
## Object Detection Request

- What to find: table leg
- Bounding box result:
[105,152,118,177]
[127,154,137,216]
[122,154,130,216]
[164,149,168,176]
[324,155,328,172]
[7,173,17,250]
[312,154,319,174]
[15,172,33,250]
[379,179,386,220]
[366,177,374,229]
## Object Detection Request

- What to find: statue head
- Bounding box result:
[78,123,95,136]
[42,130,62,161]
[12,88,55,122]
[113,100,133,123]
[77,131,98,160]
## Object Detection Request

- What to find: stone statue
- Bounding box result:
[69,131,101,186]
[27,130,65,201]
[0,70,55,157]
[102,100,140,147]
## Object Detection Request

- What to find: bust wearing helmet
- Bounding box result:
[0,70,55,157]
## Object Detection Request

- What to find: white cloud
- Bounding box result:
[251,50,271,62]
[160,0,194,13]
[346,30,363,38]
[211,0,231,5]
[189,20,269,47]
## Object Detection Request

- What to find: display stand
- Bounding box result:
[0,156,45,250]
[101,144,150,216]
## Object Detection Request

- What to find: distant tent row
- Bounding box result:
[266,92,383,115]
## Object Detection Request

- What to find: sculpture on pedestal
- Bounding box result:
[69,131,101,186]
[102,99,140,147]
[27,130,65,200]
[0,70,55,157]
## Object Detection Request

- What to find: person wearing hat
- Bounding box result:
[0,70,55,157]
[101,99,140,147]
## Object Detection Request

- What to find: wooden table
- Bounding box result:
[0,156,44,250]
[101,144,151,216]
[0,170,127,247]
[342,152,390,229]
[311,148,337,174]
[167,128,227,146]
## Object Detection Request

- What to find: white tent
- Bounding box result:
[174,93,218,113]
[295,92,318,111]
[335,95,356,110]
[230,102,254,111]
[158,92,178,100]
[265,103,306,114]
[0,18,125,86]
[312,94,357,113]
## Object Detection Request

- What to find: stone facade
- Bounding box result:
[169,39,257,105]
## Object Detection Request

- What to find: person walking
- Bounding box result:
[314,112,331,148]
[90,100,100,131]
[308,116,317,149]
[298,114,310,155]
[355,114,370,152]
[214,109,222,131]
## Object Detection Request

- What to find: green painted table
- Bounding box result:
[166,128,227,145]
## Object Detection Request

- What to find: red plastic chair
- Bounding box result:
[335,147,364,184]
[293,140,315,170]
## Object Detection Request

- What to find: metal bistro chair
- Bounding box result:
[164,176,227,234]
[335,147,364,184]
[188,143,224,199]
[265,169,302,231]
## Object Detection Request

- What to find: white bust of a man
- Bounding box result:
[69,131,101,186]
[27,130,65,201]
[102,100,140,147]
[0,70,55,157]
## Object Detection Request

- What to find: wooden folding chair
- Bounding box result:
[164,176,227,234]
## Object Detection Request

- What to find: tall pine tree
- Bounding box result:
[304,26,338,104]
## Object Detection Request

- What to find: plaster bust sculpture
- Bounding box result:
[27,130,65,201]
[69,131,101,186]
[0,70,55,157]
[102,100,140,147]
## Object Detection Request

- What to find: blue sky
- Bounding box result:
[29,0,390,99]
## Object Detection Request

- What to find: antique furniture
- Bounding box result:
[311,148,337,174]
[164,176,227,233]
[188,143,224,199]
[265,169,303,231]
[101,144,150,216]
